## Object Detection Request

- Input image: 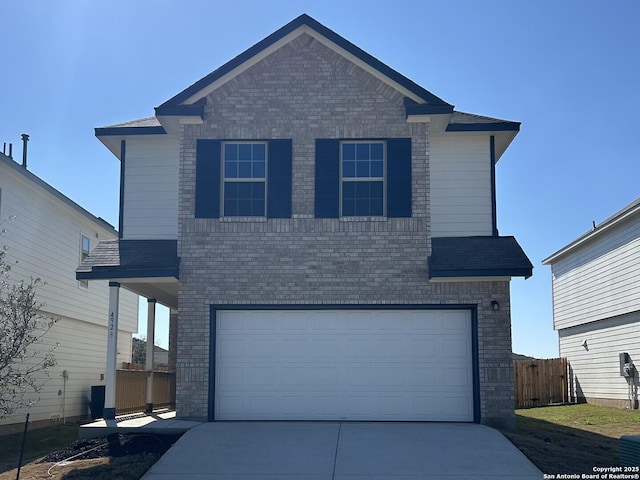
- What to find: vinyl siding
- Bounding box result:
[122,136,179,240]
[0,161,138,332]
[0,315,133,426]
[550,212,640,330]
[559,311,640,402]
[429,134,493,237]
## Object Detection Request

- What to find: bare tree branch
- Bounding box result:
[0,223,58,418]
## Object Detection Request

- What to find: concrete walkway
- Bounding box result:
[79,411,201,439]
[142,422,543,479]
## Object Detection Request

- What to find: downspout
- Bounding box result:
[490,135,498,236]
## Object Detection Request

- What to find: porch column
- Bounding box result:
[104,282,120,420]
[145,298,156,413]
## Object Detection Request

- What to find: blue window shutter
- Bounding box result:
[267,139,292,218]
[315,139,340,218]
[195,139,221,218]
[386,138,412,218]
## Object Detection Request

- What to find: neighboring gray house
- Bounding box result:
[543,199,640,409]
[77,14,532,428]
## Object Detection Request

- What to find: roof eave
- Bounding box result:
[446,122,520,132]
[429,268,533,280]
[95,126,167,136]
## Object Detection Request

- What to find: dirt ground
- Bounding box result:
[0,432,181,480]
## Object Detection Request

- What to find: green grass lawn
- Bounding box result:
[2,405,639,478]
[501,404,640,474]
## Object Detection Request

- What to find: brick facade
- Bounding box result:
[175,33,515,428]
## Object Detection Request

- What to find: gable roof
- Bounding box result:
[96,14,520,159]
[543,197,640,265]
[429,236,533,280]
[156,14,452,114]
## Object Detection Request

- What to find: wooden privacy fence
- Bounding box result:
[115,370,176,414]
[514,357,569,408]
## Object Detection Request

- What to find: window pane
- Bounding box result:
[371,160,383,177]
[356,198,370,215]
[225,161,238,178]
[252,198,265,216]
[342,181,383,217]
[225,144,238,161]
[343,160,355,178]
[356,161,370,177]
[356,143,369,160]
[343,199,355,216]
[370,181,383,198]
[253,144,265,161]
[343,143,355,161]
[253,161,265,178]
[82,236,90,253]
[224,181,265,217]
[239,161,252,178]
[369,197,383,216]
[238,182,252,197]
[239,144,252,161]
[252,182,265,198]
[238,199,252,216]
[371,143,383,160]
[343,182,356,199]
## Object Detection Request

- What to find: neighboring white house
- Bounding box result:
[0,145,138,432]
[543,198,640,409]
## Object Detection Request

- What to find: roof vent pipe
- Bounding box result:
[21,133,29,168]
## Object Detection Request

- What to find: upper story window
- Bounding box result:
[222,142,267,217]
[79,234,90,288]
[341,141,385,216]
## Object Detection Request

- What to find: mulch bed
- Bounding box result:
[38,433,182,463]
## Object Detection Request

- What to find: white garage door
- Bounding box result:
[214,309,474,421]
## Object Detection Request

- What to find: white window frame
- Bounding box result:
[221,141,268,218]
[339,140,386,217]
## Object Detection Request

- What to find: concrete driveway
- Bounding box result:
[142,422,542,479]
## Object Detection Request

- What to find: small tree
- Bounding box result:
[0,222,57,419]
[132,337,146,365]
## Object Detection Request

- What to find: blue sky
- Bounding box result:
[2,1,639,357]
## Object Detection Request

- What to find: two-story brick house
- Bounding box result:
[77,14,532,428]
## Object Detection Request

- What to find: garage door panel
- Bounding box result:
[314,337,341,358]
[283,367,307,386]
[443,337,471,358]
[218,338,245,358]
[282,337,308,357]
[215,309,474,421]
[443,367,472,387]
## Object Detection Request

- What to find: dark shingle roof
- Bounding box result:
[95,117,166,136]
[446,111,521,132]
[76,239,179,279]
[429,236,533,279]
